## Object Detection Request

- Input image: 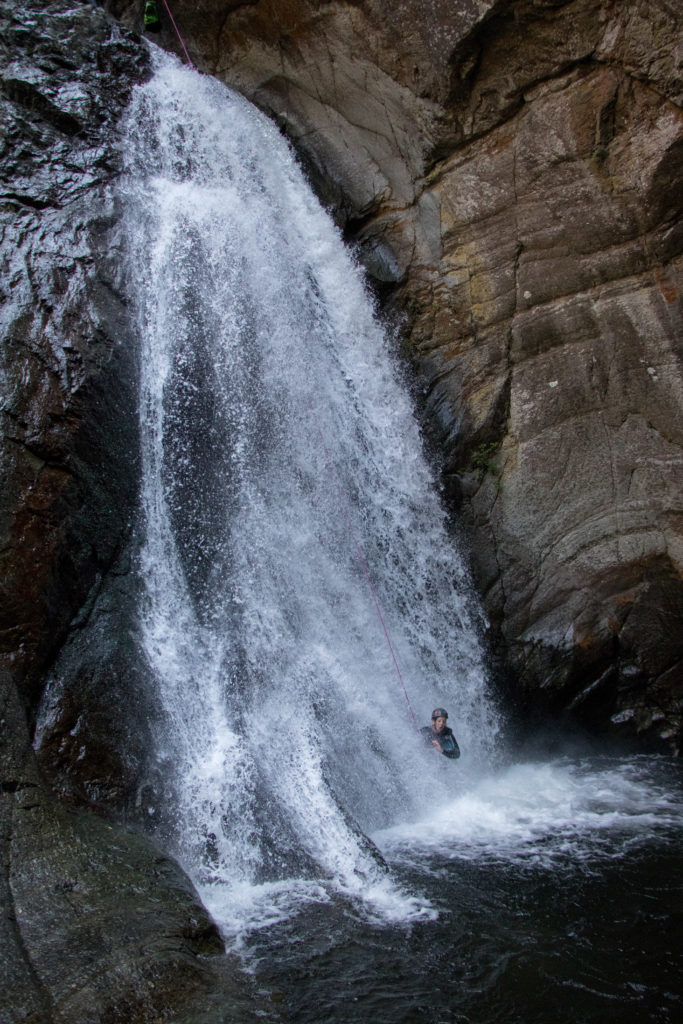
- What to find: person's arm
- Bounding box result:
[420,726,434,747]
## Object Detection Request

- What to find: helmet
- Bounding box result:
[431,707,448,720]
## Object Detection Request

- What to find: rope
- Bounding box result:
[312,412,418,730]
[159,0,195,68]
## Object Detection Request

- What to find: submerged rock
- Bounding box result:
[111,0,683,751]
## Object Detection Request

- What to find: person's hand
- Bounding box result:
[431,739,442,752]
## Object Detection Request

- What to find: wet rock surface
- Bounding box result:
[112,0,683,751]
[2,666,262,1024]
[0,0,147,718]
[0,4,259,1021]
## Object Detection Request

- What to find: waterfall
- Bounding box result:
[120,51,500,936]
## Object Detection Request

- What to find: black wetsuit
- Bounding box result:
[420,725,460,760]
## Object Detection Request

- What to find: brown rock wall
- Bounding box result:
[411,55,683,745]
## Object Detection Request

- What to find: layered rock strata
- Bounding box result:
[113,0,683,750]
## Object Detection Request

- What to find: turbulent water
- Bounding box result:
[248,754,682,1024]
[118,51,682,1023]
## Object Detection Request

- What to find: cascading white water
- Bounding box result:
[120,51,501,935]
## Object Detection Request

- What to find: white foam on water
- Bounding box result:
[376,757,683,871]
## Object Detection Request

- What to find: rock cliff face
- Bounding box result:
[0,4,257,1020]
[113,0,683,751]
[0,0,143,723]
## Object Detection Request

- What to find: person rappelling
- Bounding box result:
[421,707,460,760]
[144,0,161,32]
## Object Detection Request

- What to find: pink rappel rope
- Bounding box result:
[313,413,418,730]
[160,0,195,68]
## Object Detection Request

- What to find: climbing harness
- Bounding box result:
[313,412,418,730]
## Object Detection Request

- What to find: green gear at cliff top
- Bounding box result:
[144,0,161,31]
